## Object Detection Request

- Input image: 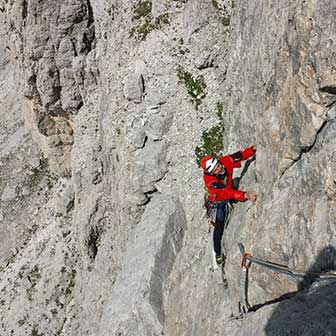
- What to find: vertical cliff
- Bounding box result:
[0,0,336,335]
[223,0,336,305]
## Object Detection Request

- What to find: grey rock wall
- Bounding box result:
[99,194,186,336]
[222,0,336,311]
[4,0,97,176]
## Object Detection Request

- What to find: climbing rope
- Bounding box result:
[238,242,336,315]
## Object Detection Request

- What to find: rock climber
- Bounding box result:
[201,146,257,266]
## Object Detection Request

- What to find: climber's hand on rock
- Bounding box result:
[245,191,258,202]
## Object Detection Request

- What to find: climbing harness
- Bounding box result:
[213,200,231,225]
[238,242,336,315]
[204,199,232,229]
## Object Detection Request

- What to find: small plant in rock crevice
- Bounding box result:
[15,158,58,202]
[177,66,207,110]
[195,102,224,165]
[129,1,170,40]
[216,101,224,120]
[177,37,190,55]
[212,0,220,9]
[211,0,232,26]
[133,0,151,18]
[31,325,44,336]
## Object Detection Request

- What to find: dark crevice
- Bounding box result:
[24,74,42,103]
[86,0,94,28]
[73,15,85,24]
[142,135,149,148]
[145,188,158,197]
[81,28,95,53]
[66,197,75,213]
[141,188,158,206]
[27,74,37,86]
[197,57,214,70]
[77,101,84,110]
[49,85,62,106]
[47,105,68,117]
[326,99,336,108]
[198,62,214,70]
[280,119,332,178]
[87,202,100,261]
[22,0,28,19]
[53,85,62,99]
[279,159,295,179]
[82,0,96,53]
[320,86,336,108]
[300,119,329,155]
[140,74,145,95]
[88,226,101,261]
[71,97,84,113]
[325,99,336,109]
[48,69,55,78]
[320,85,336,95]
[71,40,78,57]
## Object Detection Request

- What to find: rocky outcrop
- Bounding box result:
[4,0,97,176]
[99,194,186,335]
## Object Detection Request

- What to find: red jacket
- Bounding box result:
[203,146,256,202]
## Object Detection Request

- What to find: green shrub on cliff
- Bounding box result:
[177,66,207,110]
[130,1,170,40]
[195,102,224,165]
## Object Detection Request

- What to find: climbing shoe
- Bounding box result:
[216,255,223,266]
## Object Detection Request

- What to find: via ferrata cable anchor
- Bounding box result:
[238,243,252,315]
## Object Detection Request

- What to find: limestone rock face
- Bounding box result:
[99,194,186,336]
[222,0,336,311]
[4,0,97,176]
[1,0,336,335]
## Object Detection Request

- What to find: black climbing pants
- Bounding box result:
[213,220,224,257]
[213,201,228,257]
